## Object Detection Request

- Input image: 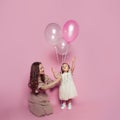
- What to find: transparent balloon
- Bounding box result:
[56,38,70,55]
[44,23,62,46]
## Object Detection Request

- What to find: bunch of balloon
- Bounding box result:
[44,20,79,64]
[61,20,79,63]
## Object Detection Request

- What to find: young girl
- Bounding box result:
[52,57,78,110]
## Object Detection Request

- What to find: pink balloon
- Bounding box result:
[63,20,79,43]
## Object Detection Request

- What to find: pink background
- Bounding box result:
[0,0,120,120]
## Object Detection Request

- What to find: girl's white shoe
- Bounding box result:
[61,102,66,109]
[68,103,72,110]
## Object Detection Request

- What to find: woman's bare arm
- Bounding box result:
[40,75,61,90]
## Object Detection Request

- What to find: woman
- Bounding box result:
[28,62,61,117]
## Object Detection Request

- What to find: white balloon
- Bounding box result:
[56,38,70,55]
[44,23,62,46]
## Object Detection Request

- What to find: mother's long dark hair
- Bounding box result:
[28,62,45,94]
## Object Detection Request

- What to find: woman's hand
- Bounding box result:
[56,73,62,80]
[51,67,60,79]
[51,67,54,73]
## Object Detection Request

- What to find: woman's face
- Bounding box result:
[62,63,69,72]
[39,64,45,74]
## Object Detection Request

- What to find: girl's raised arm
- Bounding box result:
[71,57,76,73]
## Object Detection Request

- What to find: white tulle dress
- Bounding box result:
[59,70,78,100]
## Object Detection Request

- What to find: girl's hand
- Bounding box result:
[72,56,76,62]
[71,56,76,73]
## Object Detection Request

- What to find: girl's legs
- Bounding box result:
[67,99,72,110]
[67,99,72,104]
[61,100,66,109]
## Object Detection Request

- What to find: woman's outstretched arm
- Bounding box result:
[40,75,61,90]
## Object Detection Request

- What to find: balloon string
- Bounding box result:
[62,54,63,64]
[64,45,68,63]
[54,46,59,65]
[68,48,71,63]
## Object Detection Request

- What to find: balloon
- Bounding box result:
[44,23,62,46]
[63,20,79,43]
[56,38,70,55]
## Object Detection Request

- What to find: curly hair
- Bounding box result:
[28,62,45,94]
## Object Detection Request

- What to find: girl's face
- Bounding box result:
[62,63,69,72]
[39,64,45,74]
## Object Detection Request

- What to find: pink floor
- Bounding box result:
[1,99,120,120]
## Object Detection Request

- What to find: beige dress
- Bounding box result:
[59,70,78,100]
[28,75,53,117]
